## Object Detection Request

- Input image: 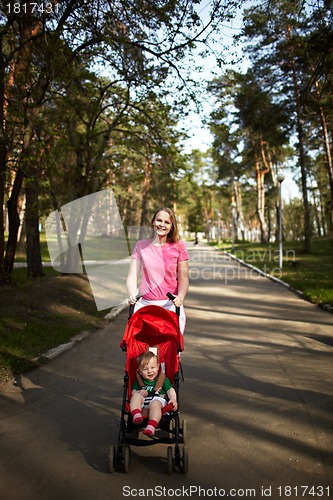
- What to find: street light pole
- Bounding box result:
[231,201,236,253]
[217,212,221,245]
[277,173,285,269]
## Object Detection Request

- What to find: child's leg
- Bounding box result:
[130,393,144,424]
[143,400,163,436]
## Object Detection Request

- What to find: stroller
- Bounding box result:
[110,295,188,474]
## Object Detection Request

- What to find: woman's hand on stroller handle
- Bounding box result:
[128,293,141,305]
[128,292,182,318]
[167,292,183,308]
[128,294,142,318]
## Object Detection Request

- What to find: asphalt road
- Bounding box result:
[1,245,333,500]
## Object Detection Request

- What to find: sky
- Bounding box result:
[180,0,301,200]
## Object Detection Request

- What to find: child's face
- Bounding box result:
[139,357,159,381]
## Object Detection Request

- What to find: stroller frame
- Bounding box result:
[110,298,188,474]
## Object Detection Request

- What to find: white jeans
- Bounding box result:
[134,298,186,334]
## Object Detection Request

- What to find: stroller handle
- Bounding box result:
[128,292,181,318]
[166,292,180,317]
[128,294,142,319]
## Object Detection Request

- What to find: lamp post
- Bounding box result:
[231,201,236,253]
[216,211,221,245]
[277,173,285,269]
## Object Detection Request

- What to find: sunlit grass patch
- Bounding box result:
[219,237,333,307]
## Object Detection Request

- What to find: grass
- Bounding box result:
[216,237,333,308]
[0,267,108,385]
[13,233,51,262]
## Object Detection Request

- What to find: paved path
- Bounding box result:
[1,245,333,499]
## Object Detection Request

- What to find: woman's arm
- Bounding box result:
[174,260,189,307]
[126,257,141,303]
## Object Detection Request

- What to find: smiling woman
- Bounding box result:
[126,207,189,334]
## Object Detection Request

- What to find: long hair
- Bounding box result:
[151,207,179,243]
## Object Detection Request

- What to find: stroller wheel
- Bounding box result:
[181,446,189,474]
[122,445,130,473]
[109,446,116,473]
[167,446,173,475]
[111,445,130,473]
[180,419,187,444]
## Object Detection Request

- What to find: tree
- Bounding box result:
[209,69,290,243]
[241,0,332,250]
[0,0,243,282]
[300,10,333,231]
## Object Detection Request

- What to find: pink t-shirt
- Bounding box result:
[131,240,189,300]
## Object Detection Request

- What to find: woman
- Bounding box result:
[126,207,189,333]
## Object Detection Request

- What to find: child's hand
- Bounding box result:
[169,397,178,410]
[139,389,148,397]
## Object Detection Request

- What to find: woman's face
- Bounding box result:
[152,210,172,238]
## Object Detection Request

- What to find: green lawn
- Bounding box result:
[216,238,333,308]
[0,268,107,383]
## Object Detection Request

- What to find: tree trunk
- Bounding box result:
[4,168,24,277]
[0,141,6,283]
[0,35,8,282]
[252,138,268,243]
[1,7,45,282]
[4,104,43,277]
[256,167,269,243]
[234,180,246,240]
[314,79,333,232]
[25,170,44,277]
[288,26,311,252]
[139,158,153,233]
